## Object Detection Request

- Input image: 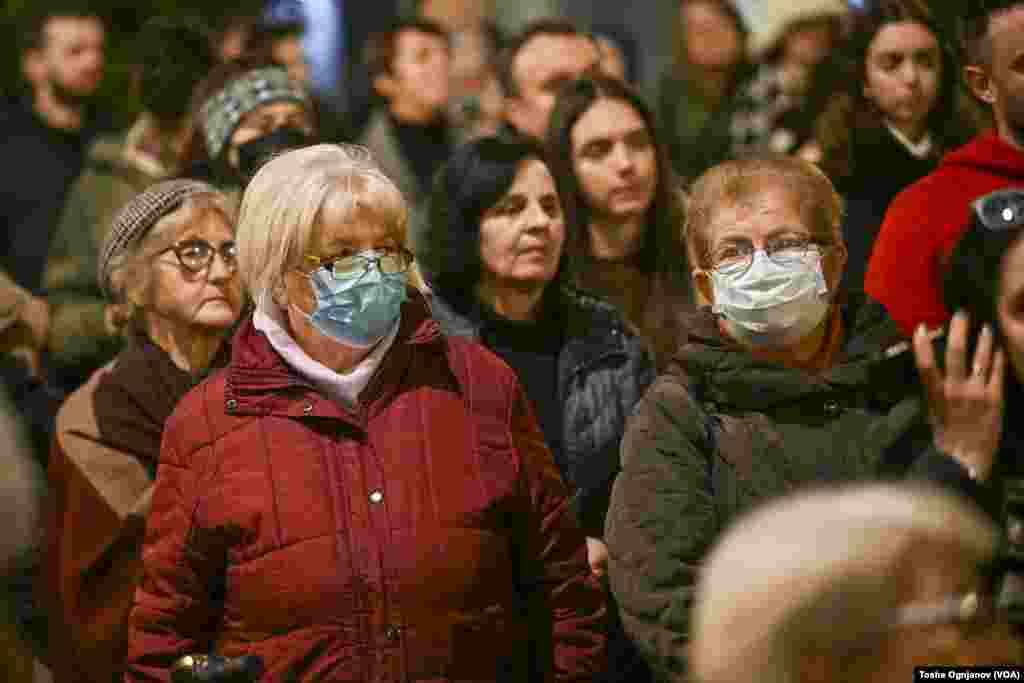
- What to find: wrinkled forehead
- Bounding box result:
[43,15,104,48]
[514,33,599,89]
[705,182,810,241]
[308,187,405,253]
[395,27,449,57]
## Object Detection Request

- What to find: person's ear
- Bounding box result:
[965,65,996,105]
[824,240,848,293]
[373,74,396,100]
[504,96,532,137]
[693,269,714,306]
[20,49,44,86]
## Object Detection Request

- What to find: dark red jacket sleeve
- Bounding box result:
[124,412,224,683]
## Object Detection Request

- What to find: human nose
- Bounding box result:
[898,60,920,86]
[611,143,635,174]
[205,251,235,283]
[522,201,551,231]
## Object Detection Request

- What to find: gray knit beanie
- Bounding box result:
[198,66,309,160]
[99,179,220,300]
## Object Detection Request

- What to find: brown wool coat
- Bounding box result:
[40,330,220,683]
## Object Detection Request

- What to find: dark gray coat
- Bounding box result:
[430,285,656,536]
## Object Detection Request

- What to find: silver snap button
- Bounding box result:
[823,400,840,416]
[225,399,238,411]
[303,402,313,414]
[369,490,384,504]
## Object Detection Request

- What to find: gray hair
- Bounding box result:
[692,482,999,683]
[236,143,424,301]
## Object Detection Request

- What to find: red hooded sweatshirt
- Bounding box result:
[865,130,1024,336]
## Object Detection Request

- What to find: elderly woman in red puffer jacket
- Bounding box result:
[123,143,607,682]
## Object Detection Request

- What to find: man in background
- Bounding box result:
[497,17,600,141]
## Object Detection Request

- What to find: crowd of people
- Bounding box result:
[3,0,1024,681]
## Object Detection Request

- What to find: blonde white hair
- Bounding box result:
[692,482,998,683]
[236,143,424,301]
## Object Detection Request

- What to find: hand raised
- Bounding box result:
[912,311,1006,482]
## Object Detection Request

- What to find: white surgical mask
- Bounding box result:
[707,249,831,348]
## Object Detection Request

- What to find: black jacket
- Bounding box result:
[0,95,112,293]
[430,285,656,536]
[836,125,939,294]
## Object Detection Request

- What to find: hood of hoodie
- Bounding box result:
[939,129,1024,179]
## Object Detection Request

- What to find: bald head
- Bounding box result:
[693,483,1015,683]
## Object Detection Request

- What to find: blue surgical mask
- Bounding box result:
[295,254,408,347]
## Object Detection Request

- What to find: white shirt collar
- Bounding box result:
[884,121,934,159]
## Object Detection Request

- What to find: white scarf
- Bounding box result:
[253,294,399,409]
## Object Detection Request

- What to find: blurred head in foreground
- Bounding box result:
[692,482,1024,683]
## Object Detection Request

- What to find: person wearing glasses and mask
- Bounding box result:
[178,57,318,198]
[40,180,243,683]
[604,156,939,680]
[123,144,607,681]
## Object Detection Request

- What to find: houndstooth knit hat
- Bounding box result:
[99,179,220,300]
[198,66,309,160]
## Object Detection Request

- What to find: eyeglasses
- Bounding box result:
[160,239,238,274]
[891,589,1016,640]
[708,237,824,277]
[304,248,414,279]
[971,189,1024,232]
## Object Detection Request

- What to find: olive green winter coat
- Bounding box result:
[604,294,929,681]
[43,120,176,385]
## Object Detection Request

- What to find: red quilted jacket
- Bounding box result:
[124,294,607,682]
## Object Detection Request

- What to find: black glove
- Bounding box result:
[171,654,265,683]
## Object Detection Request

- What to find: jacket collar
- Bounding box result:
[675,292,912,412]
[942,129,1024,178]
[429,284,632,368]
[224,288,445,424]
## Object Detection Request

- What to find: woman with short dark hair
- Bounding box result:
[426,134,656,681]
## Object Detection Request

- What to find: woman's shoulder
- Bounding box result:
[54,359,116,438]
[561,284,633,334]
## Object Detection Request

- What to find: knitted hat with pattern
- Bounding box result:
[198,66,309,159]
[99,179,219,300]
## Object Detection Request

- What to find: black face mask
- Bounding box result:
[234,126,315,182]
